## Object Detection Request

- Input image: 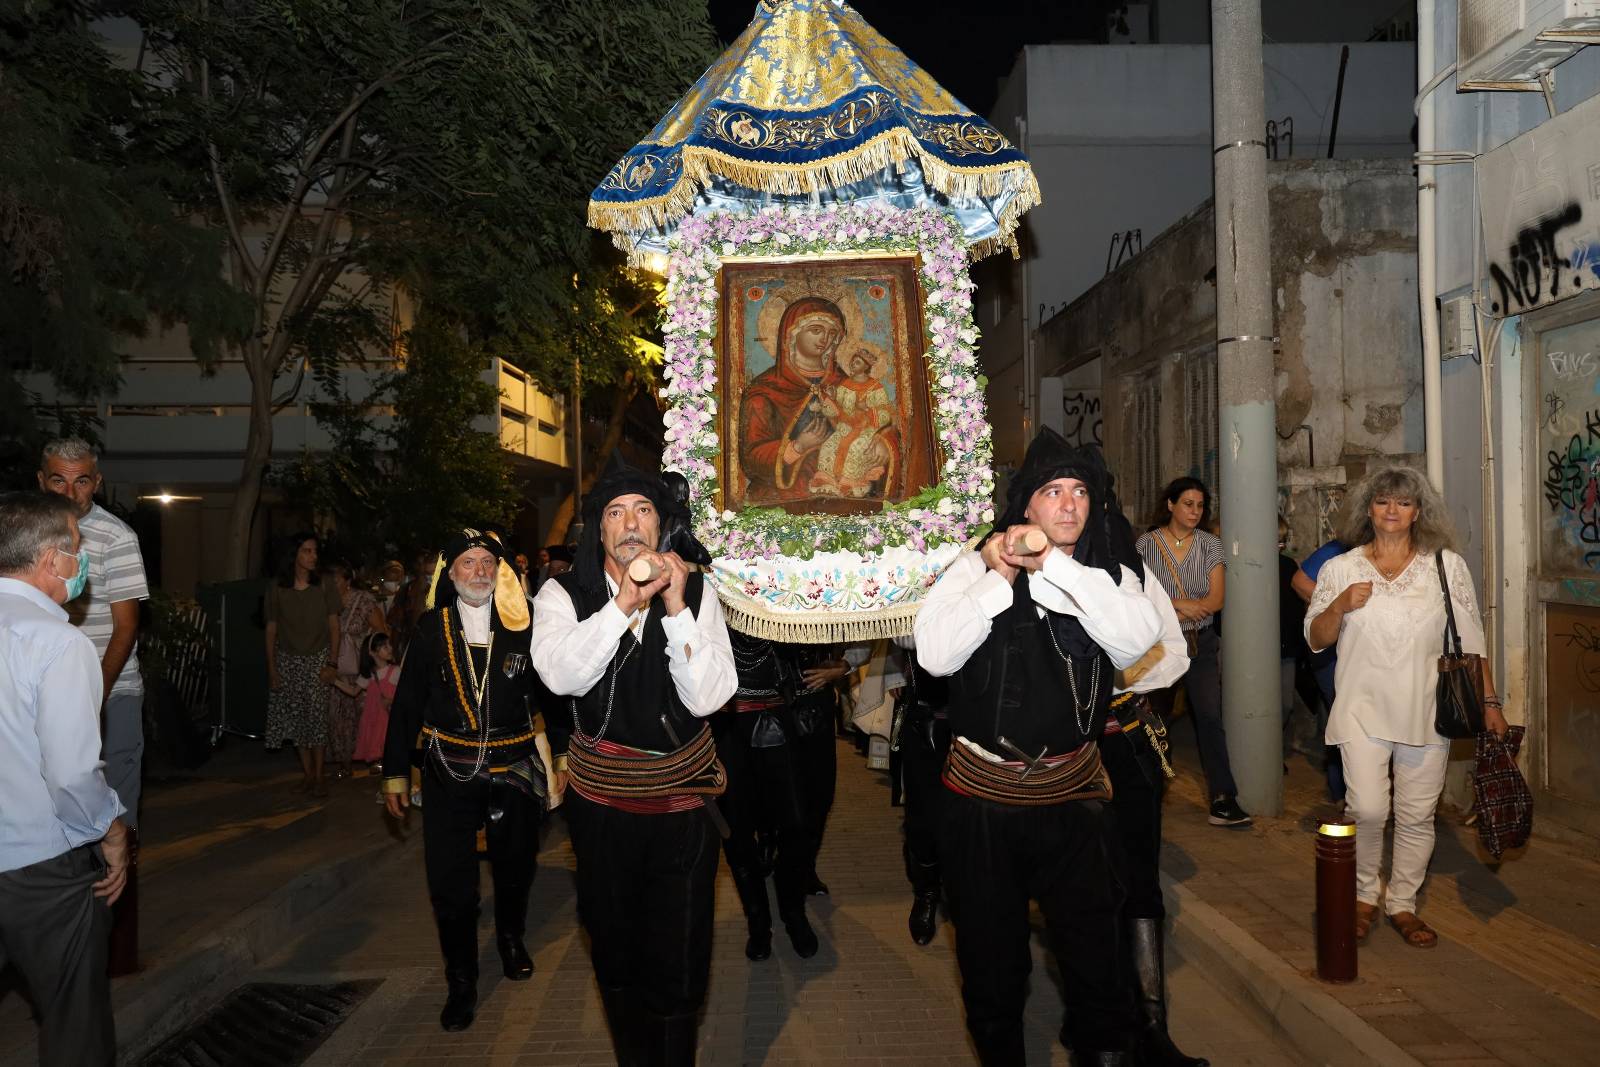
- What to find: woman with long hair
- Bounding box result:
[1306,466,1507,948]
[1136,477,1250,827]
[264,533,341,795]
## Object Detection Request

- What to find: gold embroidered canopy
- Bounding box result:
[587,0,1040,262]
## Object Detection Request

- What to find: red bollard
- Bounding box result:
[1315,820,1357,983]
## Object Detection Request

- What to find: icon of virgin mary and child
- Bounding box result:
[738,296,904,507]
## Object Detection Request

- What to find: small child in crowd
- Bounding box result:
[335,632,399,780]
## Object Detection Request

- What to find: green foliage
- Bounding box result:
[134,0,716,397]
[0,0,248,486]
[381,317,519,555]
[272,312,518,564]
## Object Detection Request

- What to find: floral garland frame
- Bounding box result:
[661,205,995,567]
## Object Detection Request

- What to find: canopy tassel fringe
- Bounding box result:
[589,129,1041,262]
[718,596,919,644]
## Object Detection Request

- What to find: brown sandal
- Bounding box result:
[1388,911,1438,949]
[1354,902,1379,943]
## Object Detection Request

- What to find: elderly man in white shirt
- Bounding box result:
[532,451,735,1067]
[0,492,129,1067]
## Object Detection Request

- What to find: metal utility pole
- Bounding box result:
[1211,0,1282,816]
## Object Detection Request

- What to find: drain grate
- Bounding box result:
[137,980,381,1067]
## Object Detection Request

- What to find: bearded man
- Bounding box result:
[914,429,1162,1066]
[382,529,544,1033]
[532,452,735,1066]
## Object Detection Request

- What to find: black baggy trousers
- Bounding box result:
[421,762,539,978]
[940,788,1133,1057]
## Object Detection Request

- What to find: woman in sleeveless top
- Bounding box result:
[1135,478,1250,827]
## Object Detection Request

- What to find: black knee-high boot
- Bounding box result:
[600,985,642,1067]
[730,864,772,961]
[904,843,941,946]
[638,1011,698,1066]
[1131,918,1209,1066]
[437,914,478,1032]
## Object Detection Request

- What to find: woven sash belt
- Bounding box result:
[943,737,1112,807]
[567,723,727,802]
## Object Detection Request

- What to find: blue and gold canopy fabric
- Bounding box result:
[588,0,1040,261]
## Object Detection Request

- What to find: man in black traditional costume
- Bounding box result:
[889,637,952,945]
[914,429,1162,1065]
[532,452,736,1066]
[382,529,544,1033]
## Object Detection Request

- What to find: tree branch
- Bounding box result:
[255,40,456,305]
[198,46,259,288]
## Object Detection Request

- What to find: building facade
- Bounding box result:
[1422,1,1600,830]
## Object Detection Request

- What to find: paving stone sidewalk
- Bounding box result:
[1159,724,1600,1066]
[255,737,1295,1067]
[0,743,402,1065]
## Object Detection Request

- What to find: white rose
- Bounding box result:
[702,432,719,448]
[908,508,925,520]
[722,510,736,522]
[936,497,956,515]
[939,373,955,389]
[959,328,978,344]
[982,508,995,522]
[722,242,737,256]
[775,233,792,246]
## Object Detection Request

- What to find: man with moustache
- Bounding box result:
[383,529,544,1033]
[532,452,736,1065]
[914,429,1162,1066]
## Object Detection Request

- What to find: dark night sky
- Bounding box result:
[705,1,1125,116]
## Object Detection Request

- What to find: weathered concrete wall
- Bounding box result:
[1036,158,1420,552]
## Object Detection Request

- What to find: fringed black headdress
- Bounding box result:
[575,452,709,595]
[994,429,1141,582]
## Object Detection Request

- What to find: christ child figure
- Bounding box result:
[810,344,895,499]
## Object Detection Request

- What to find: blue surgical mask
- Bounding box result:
[55,547,89,600]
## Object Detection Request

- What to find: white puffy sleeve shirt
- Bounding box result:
[913,549,1162,678]
[1305,548,1486,747]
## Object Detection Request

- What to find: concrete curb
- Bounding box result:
[1,830,419,1067]
[1163,872,1421,1067]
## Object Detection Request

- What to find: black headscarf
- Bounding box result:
[993,429,1141,582]
[575,451,709,595]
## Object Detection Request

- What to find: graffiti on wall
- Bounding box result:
[1487,203,1599,315]
[1550,620,1600,694]
[1544,406,1600,570]
[1060,390,1103,448]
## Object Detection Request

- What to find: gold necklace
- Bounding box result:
[1167,527,1189,547]
[1371,549,1413,581]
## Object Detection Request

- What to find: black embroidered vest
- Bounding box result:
[948,576,1114,757]
[554,571,706,752]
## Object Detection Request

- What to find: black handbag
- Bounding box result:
[1435,552,1486,740]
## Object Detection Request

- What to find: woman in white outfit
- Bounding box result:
[1305,466,1507,949]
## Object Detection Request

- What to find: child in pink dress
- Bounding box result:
[351,632,399,769]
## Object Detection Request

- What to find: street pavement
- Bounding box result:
[246,737,1293,1067]
[2,714,1596,1065]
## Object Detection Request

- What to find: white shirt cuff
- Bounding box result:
[1041,548,1084,592]
[660,606,697,654]
[972,569,1015,618]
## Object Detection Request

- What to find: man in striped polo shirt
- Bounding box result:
[39,438,150,973]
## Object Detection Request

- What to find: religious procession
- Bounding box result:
[5,1,1584,1066]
